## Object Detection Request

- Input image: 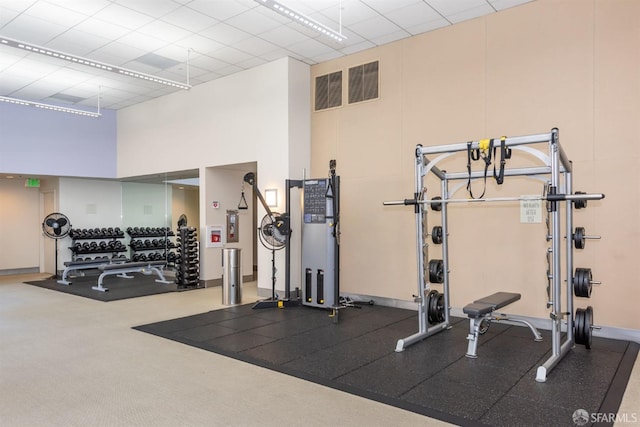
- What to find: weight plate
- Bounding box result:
[573,268,592,298]
[430,196,443,211]
[431,226,443,244]
[428,259,444,283]
[574,227,585,249]
[585,306,593,349]
[435,292,445,323]
[575,308,584,345]
[574,191,587,209]
[426,290,439,323]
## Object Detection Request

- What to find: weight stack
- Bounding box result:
[175,226,200,289]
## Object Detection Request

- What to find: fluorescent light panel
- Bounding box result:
[0,36,191,90]
[0,95,101,117]
[255,0,346,42]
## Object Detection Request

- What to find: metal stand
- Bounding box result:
[384,128,604,381]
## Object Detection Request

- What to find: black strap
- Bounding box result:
[467,140,493,199]
[493,136,510,185]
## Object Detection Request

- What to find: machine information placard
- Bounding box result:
[520,196,542,223]
[304,179,327,223]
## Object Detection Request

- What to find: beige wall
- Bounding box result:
[311,0,639,330]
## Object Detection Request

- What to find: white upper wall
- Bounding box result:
[117,57,311,291]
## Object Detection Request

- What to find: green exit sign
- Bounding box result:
[25,178,40,188]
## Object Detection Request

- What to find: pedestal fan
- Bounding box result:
[42,212,71,279]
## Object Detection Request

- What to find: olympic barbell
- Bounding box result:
[383,192,605,207]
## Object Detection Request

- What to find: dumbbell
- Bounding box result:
[99,241,108,249]
[572,227,600,249]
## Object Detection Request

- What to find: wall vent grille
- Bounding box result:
[349,61,379,104]
[315,71,342,111]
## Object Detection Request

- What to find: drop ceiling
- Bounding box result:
[0,0,534,111]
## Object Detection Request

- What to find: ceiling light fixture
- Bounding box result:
[254,0,346,42]
[0,36,191,90]
[0,95,101,118]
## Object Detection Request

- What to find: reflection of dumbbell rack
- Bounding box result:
[126,227,176,264]
[175,227,199,289]
[69,227,128,262]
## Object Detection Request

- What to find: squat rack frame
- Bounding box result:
[384,128,604,382]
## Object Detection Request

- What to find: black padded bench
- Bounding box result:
[93,261,170,292]
[463,291,542,358]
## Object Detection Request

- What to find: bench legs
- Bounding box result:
[466,314,543,358]
[92,266,171,292]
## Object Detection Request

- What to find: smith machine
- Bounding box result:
[384,128,605,382]
[241,161,342,320]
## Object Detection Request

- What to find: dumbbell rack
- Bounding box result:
[69,227,128,262]
[126,227,176,264]
[175,227,199,289]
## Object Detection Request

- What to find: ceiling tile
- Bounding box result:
[198,22,253,45]
[24,1,87,28]
[112,0,181,19]
[347,13,403,40]
[172,33,224,54]
[384,2,444,30]
[188,0,251,21]
[159,6,219,32]
[92,3,155,30]
[447,4,496,24]
[286,38,335,58]
[0,13,68,44]
[332,0,378,26]
[89,41,148,65]
[233,36,280,57]
[137,20,194,44]
[72,17,132,41]
[206,45,253,64]
[258,25,309,47]
[488,0,534,11]
[371,29,411,46]
[224,9,283,34]
[116,32,171,53]
[47,0,112,16]
[0,0,536,110]
[48,28,113,56]
[365,0,425,15]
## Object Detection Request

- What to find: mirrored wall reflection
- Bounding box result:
[121,170,200,265]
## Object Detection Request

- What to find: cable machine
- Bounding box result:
[384,128,604,382]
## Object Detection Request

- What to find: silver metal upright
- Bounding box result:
[395,146,450,352]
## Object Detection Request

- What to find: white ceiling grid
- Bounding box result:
[0,0,534,111]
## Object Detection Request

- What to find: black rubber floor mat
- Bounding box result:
[134,303,637,427]
[24,274,199,302]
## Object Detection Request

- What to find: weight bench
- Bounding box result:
[463,291,542,358]
[93,261,171,292]
[57,259,126,285]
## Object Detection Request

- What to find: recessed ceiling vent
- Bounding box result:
[349,60,379,104]
[314,70,342,111]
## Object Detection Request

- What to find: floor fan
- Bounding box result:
[42,212,72,279]
[252,212,288,309]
